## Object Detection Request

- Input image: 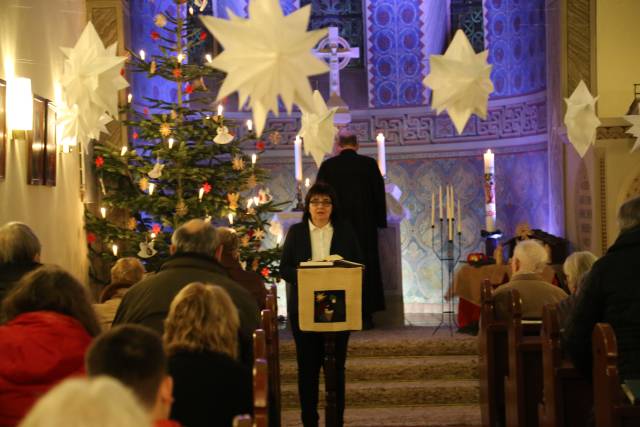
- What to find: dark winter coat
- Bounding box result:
[0,262,41,306]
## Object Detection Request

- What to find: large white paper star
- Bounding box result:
[59,22,128,145]
[200,0,328,136]
[299,90,338,167]
[564,80,601,158]
[624,115,640,153]
[423,30,494,134]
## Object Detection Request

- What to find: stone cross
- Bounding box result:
[312,27,360,97]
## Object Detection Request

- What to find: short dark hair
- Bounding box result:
[86,325,166,409]
[618,196,640,233]
[0,222,41,264]
[337,132,358,148]
[303,181,341,224]
[2,265,101,337]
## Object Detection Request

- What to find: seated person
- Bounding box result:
[85,324,180,427]
[17,377,151,427]
[494,239,568,320]
[0,222,42,305]
[217,227,267,310]
[555,251,597,330]
[94,257,146,329]
[0,265,101,426]
[163,283,252,427]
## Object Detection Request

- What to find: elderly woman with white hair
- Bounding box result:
[555,251,598,328]
[493,239,569,320]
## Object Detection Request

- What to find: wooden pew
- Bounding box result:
[503,289,543,427]
[232,414,253,427]
[592,323,640,427]
[479,280,509,427]
[253,329,269,427]
[538,304,592,427]
[265,286,282,427]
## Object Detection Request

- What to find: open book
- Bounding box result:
[299,254,364,268]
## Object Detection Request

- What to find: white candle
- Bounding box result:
[294,135,303,182]
[120,146,128,156]
[483,149,496,231]
[457,199,462,233]
[246,119,253,132]
[217,104,223,116]
[100,207,107,218]
[127,93,133,104]
[111,244,118,257]
[228,213,234,225]
[376,132,386,177]
[450,185,454,218]
[198,187,205,201]
[439,186,443,219]
[139,49,146,61]
[253,196,260,206]
[247,198,254,209]
[205,53,213,63]
[305,177,310,188]
[168,137,174,149]
[431,192,435,226]
[251,153,257,166]
[148,183,155,195]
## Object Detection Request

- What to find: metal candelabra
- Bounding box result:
[430,218,463,336]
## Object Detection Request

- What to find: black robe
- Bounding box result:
[316,149,387,314]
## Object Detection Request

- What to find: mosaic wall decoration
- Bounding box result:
[365,0,426,107]
[484,0,547,98]
[450,0,485,53]
[261,143,549,306]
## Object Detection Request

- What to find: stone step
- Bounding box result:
[281,379,480,409]
[279,355,479,384]
[282,404,481,426]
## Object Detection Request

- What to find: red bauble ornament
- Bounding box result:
[202,182,212,194]
[143,107,149,116]
[200,31,207,41]
[256,141,265,151]
[152,224,161,234]
[185,83,193,94]
[95,156,104,168]
[151,31,160,41]
[87,232,97,244]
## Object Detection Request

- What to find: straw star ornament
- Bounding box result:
[200,0,328,136]
[564,80,601,158]
[423,30,493,134]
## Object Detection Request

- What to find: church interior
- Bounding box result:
[1,0,639,426]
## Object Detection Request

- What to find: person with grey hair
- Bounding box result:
[0,222,42,305]
[113,219,259,366]
[564,196,640,382]
[493,239,568,320]
[555,251,597,328]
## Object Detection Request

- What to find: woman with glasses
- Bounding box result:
[280,181,362,427]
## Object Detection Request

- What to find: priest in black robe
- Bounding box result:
[316,132,387,328]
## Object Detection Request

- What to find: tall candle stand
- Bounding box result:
[293,180,304,211]
[431,218,463,336]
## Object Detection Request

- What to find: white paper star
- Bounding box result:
[564,80,601,158]
[299,90,338,167]
[423,29,494,134]
[200,0,328,136]
[213,125,234,144]
[59,22,128,145]
[148,160,165,179]
[624,115,640,153]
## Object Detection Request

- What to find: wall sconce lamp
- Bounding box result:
[7,77,33,140]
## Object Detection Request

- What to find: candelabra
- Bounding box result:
[430,218,463,336]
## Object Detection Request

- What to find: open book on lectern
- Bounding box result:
[299,254,364,268]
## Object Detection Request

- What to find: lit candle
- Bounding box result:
[246,119,253,132]
[188,5,194,15]
[100,207,107,218]
[251,153,257,166]
[376,132,386,177]
[449,215,453,241]
[483,149,496,231]
[247,198,254,209]
[457,199,462,234]
[253,196,260,206]
[150,232,156,239]
[168,137,174,149]
[120,146,128,156]
[228,213,234,225]
[127,93,133,104]
[177,53,184,63]
[217,104,223,116]
[438,186,443,219]
[294,135,303,182]
[449,185,454,219]
[305,177,310,189]
[139,49,146,61]
[431,192,435,226]
[205,53,212,63]
[111,244,118,257]
[198,187,205,201]
[148,183,155,195]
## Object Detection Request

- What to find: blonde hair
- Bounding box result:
[18,377,151,427]
[163,283,239,359]
[110,257,145,285]
[563,251,597,293]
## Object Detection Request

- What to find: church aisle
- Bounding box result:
[280,326,481,427]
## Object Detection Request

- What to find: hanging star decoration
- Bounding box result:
[240,235,251,248]
[564,80,601,158]
[246,174,258,189]
[148,159,165,179]
[227,192,239,210]
[269,216,283,239]
[423,29,494,134]
[59,22,129,146]
[194,0,208,12]
[253,229,266,241]
[299,90,338,166]
[139,177,150,192]
[624,115,640,153]
[159,123,172,137]
[232,156,245,171]
[200,0,329,136]
[138,241,158,258]
[127,217,137,231]
[214,126,235,144]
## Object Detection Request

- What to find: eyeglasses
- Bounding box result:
[309,200,332,207]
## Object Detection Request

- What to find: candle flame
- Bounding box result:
[100,207,107,218]
[148,183,155,195]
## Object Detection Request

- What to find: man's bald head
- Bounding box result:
[170,219,220,257]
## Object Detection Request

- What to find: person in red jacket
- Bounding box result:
[0,265,101,427]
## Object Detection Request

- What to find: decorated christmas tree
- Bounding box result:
[84,0,286,284]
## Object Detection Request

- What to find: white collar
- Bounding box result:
[308,220,332,232]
